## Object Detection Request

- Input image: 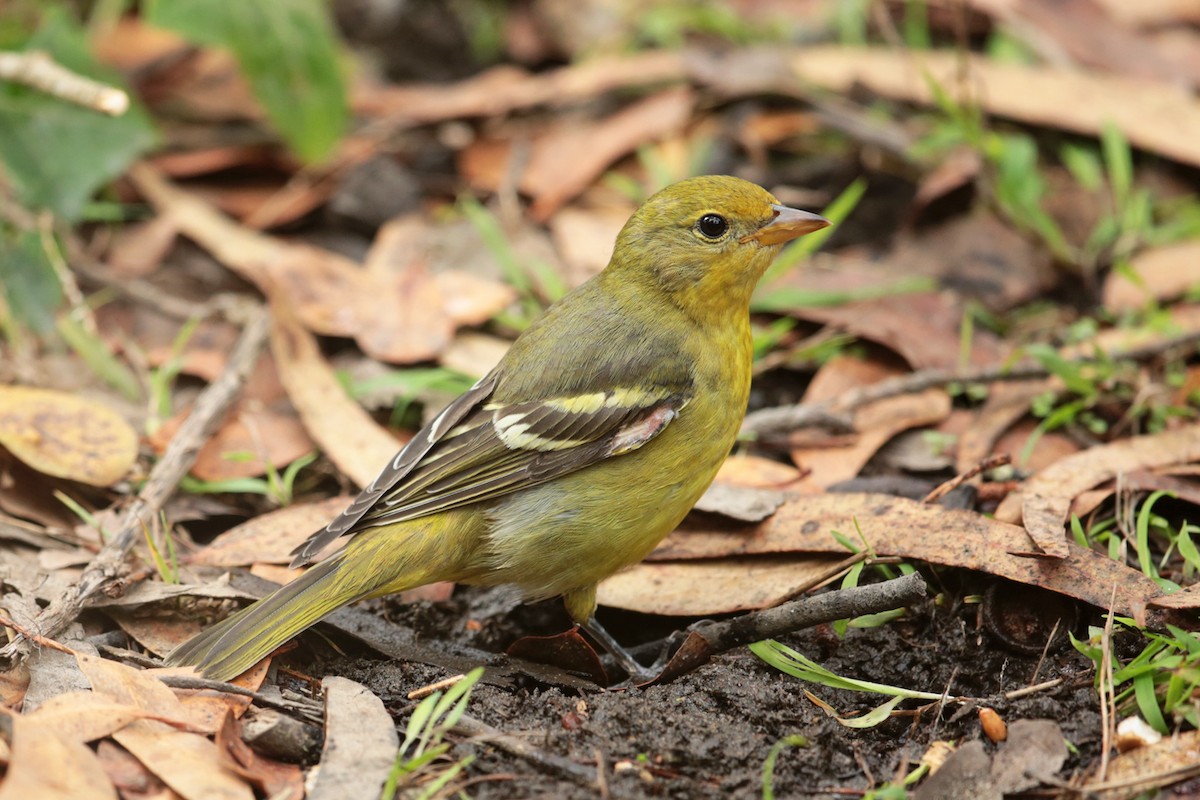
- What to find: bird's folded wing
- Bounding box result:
[291,378,688,565]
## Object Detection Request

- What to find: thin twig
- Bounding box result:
[0,615,76,654]
[741,329,1200,437]
[156,673,324,721]
[1098,583,1119,782]
[0,305,270,664]
[1003,678,1063,700]
[0,49,128,115]
[408,673,468,701]
[923,454,1010,505]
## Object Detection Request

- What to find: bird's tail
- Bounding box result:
[166,551,363,681]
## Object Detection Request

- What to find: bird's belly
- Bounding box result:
[477,426,729,600]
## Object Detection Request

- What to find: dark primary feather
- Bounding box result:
[289,373,500,566]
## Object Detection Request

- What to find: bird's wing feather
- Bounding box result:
[290,373,690,565]
[289,372,500,565]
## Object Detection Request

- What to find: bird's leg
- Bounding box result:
[565,585,664,685]
[579,615,662,686]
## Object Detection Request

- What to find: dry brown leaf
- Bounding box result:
[1088,729,1200,799]
[107,611,203,657]
[166,660,270,735]
[597,556,838,615]
[77,657,251,794]
[0,386,138,487]
[799,291,1007,370]
[76,653,182,718]
[353,50,687,122]
[524,87,694,220]
[215,712,304,800]
[114,723,253,800]
[1092,0,1200,27]
[151,404,313,482]
[311,677,398,800]
[131,166,512,363]
[0,710,117,800]
[24,691,155,742]
[1151,583,1200,610]
[440,331,511,379]
[970,0,1191,85]
[1102,240,1200,312]
[0,453,81,527]
[910,147,983,217]
[91,16,188,73]
[270,307,400,488]
[715,455,804,489]
[191,407,312,482]
[992,418,1081,473]
[649,493,1163,620]
[996,425,1200,557]
[789,355,951,486]
[437,270,520,327]
[192,495,352,567]
[95,739,165,797]
[790,46,1200,169]
[791,390,951,488]
[548,205,631,286]
[106,214,179,278]
[956,379,1058,472]
[0,665,29,708]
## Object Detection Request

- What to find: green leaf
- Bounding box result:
[0,225,61,332]
[749,640,942,700]
[0,9,158,220]
[762,734,808,800]
[145,0,346,163]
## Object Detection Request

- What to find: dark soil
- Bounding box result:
[311,576,1103,798]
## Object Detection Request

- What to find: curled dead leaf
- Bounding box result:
[0,386,138,487]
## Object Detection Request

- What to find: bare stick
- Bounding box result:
[922,454,1010,504]
[0,50,128,115]
[0,305,269,663]
[742,329,1200,437]
[691,571,926,653]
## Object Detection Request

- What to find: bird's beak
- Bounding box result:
[740,204,830,246]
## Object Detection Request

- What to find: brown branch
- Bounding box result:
[641,572,928,685]
[742,328,1200,437]
[0,305,269,664]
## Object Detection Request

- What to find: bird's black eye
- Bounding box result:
[696,213,728,239]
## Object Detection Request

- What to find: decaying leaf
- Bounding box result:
[270,306,401,489]
[1088,729,1200,799]
[0,710,117,800]
[789,46,1200,169]
[995,424,1200,557]
[0,386,138,487]
[1102,240,1200,312]
[598,556,839,615]
[645,493,1163,620]
[790,356,952,488]
[191,495,352,567]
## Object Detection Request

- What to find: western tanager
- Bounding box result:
[168,175,829,683]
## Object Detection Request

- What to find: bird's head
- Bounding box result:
[607,175,829,321]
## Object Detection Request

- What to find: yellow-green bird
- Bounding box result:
[167,175,829,683]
